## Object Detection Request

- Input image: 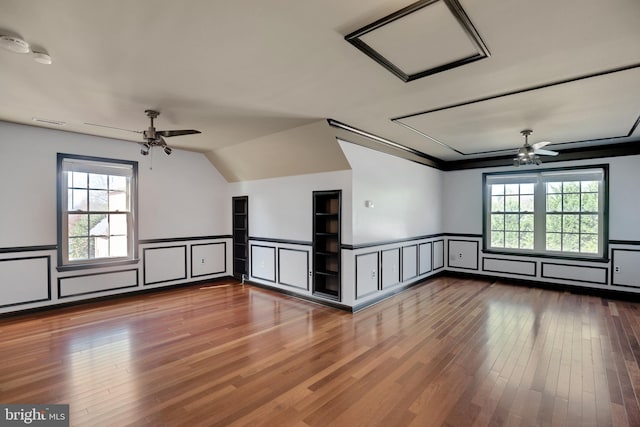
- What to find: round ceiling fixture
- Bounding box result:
[0,35,30,53]
[33,51,52,64]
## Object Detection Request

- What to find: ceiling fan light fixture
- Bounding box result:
[0,35,30,53]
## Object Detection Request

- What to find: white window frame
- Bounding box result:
[483,165,608,260]
[57,153,138,270]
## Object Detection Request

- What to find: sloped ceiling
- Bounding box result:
[0,0,639,179]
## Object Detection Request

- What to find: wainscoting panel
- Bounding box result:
[402,245,418,282]
[433,240,444,270]
[482,257,537,277]
[278,248,309,290]
[611,249,640,288]
[0,256,50,308]
[448,240,479,270]
[59,269,139,298]
[381,248,401,289]
[191,242,226,278]
[355,252,379,299]
[541,262,607,285]
[144,246,187,285]
[419,242,432,275]
[251,245,276,283]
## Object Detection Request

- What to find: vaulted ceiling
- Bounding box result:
[1,0,639,180]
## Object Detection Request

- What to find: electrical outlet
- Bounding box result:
[371,270,376,279]
[309,271,312,277]
[459,253,463,258]
[201,258,205,264]
[615,266,621,273]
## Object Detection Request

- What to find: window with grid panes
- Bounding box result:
[483,166,607,259]
[57,154,137,268]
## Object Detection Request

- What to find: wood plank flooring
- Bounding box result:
[1,276,640,426]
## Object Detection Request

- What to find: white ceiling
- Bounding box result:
[1,0,639,170]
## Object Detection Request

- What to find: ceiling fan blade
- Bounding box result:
[84,122,142,133]
[156,129,201,137]
[531,140,552,150]
[534,148,559,156]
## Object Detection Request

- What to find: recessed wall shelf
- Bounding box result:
[312,190,342,301]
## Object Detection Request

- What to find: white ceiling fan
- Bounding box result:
[513,129,558,166]
[85,110,201,156]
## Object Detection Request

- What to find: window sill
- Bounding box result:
[57,258,140,272]
[482,249,609,263]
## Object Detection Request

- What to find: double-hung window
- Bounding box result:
[483,166,607,259]
[57,154,138,269]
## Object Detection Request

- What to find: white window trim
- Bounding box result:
[483,165,608,261]
[57,153,139,271]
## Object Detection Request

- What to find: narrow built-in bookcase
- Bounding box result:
[232,196,248,279]
[312,190,341,300]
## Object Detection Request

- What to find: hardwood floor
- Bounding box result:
[1,276,640,426]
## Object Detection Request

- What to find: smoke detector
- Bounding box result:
[0,35,30,53]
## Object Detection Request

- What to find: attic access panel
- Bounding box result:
[345,0,489,82]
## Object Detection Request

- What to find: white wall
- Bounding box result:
[339,140,443,244]
[0,121,229,246]
[0,121,231,313]
[443,155,640,239]
[228,170,352,243]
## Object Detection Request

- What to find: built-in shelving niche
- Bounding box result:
[312,190,341,301]
[232,196,248,279]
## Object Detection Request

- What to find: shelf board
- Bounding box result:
[315,232,338,237]
[315,212,338,216]
[315,251,338,257]
[315,270,339,277]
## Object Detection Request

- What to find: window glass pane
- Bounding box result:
[580,235,598,253]
[520,232,534,250]
[89,190,109,211]
[562,234,580,252]
[92,236,112,258]
[110,236,128,257]
[505,184,519,195]
[520,183,534,194]
[505,195,519,211]
[546,194,562,212]
[581,215,598,234]
[505,214,519,231]
[581,181,598,192]
[71,172,87,189]
[563,194,580,212]
[563,181,580,193]
[109,176,127,192]
[89,237,99,259]
[110,214,128,235]
[581,193,598,212]
[520,214,534,232]
[69,237,88,261]
[68,189,88,211]
[89,214,108,236]
[485,169,605,259]
[546,182,562,194]
[491,214,504,231]
[563,214,579,233]
[546,214,562,232]
[505,232,519,248]
[89,173,108,190]
[109,191,128,211]
[520,195,534,212]
[68,214,88,237]
[491,196,504,212]
[546,233,562,251]
[491,232,504,247]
